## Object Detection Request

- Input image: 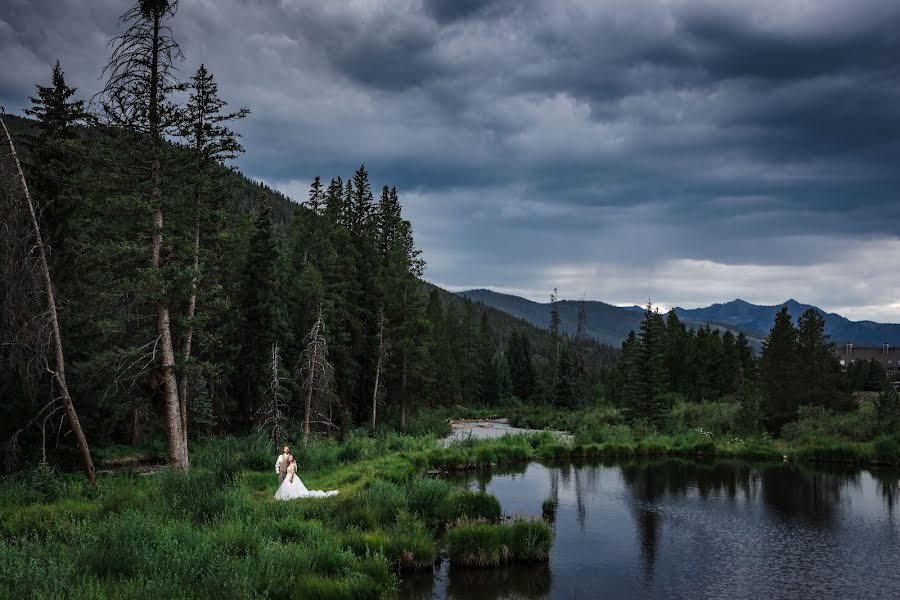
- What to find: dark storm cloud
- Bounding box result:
[3,0,900,320]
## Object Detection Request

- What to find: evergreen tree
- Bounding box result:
[506,329,535,401]
[662,310,690,395]
[760,307,799,432]
[236,196,279,425]
[795,308,844,410]
[98,0,189,469]
[176,63,248,442]
[23,61,85,278]
[549,288,561,362]
[628,305,667,425]
[476,313,497,404]
[553,341,579,408]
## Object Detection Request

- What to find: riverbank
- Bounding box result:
[0,432,553,599]
[2,420,899,598]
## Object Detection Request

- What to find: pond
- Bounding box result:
[402,459,900,599]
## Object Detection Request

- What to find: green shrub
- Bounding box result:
[22,463,63,502]
[781,404,881,442]
[442,490,501,523]
[295,437,341,470]
[574,423,634,445]
[668,400,738,435]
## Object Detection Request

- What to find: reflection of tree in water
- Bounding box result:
[445,564,552,600]
[873,470,899,515]
[760,464,856,526]
[620,461,665,586]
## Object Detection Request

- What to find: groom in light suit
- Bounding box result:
[275,445,291,485]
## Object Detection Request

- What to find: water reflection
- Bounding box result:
[403,459,900,599]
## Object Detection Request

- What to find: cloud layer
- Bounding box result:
[3,0,900,320]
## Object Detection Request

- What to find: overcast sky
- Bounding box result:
[3,0,900,321]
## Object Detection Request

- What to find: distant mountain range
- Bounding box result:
[457,290,900,349]
[675,299,900,347]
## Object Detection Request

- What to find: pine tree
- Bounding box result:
[549,288,561,362]
[23,61,85,278]
[98,0,189,470]
[629,305,666,425]
[796,308,844,410]
[477,313,499,404]
[176,63,248,443]
[760,307,799,432]
[662,310,689,395]
[236,196,279,425]
[506,329,535,401]
[553,341,579,408]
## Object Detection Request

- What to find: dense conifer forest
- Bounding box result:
[0,42,616,474]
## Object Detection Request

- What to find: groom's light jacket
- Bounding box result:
[275,453,290,476]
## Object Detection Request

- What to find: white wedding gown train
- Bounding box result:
[274,469,339,500]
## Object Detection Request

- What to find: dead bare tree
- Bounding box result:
[296,309,335,442]
[0,114,96,482]
[371,310,390,431]
[257,342,289,448]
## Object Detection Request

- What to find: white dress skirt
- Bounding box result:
[274,465,339,500]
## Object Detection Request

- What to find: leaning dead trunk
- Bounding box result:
[371,310,388,431]
[151,159,189,471]
[0,116,95,483]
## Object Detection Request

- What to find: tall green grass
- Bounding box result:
[444,518,553,567]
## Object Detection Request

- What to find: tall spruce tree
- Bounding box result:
[506,329,535,401]
[760,307,799,432]
[23,61,85,278]
[98,0,189,469]
[176,64,248,443]
[237,196,279,426]
[795,308,844,410]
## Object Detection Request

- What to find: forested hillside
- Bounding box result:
[0,53,613,475]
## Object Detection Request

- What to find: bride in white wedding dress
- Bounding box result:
[274,456,339,500]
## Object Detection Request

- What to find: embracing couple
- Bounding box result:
[273,445,339,500]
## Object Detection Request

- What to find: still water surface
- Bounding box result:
[402,459,900,599]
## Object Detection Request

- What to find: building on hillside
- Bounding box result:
[835,343,900,372]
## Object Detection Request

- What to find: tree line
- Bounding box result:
[609,303,897,434]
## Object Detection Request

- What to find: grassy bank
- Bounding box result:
[3,403,899,598]
[419,399,900,468]
[0,432,552,600]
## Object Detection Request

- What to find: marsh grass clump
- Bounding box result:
[443,489,502,522]
[406,477,452,528]
[541,498,558,519]
[445,518,554,567]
